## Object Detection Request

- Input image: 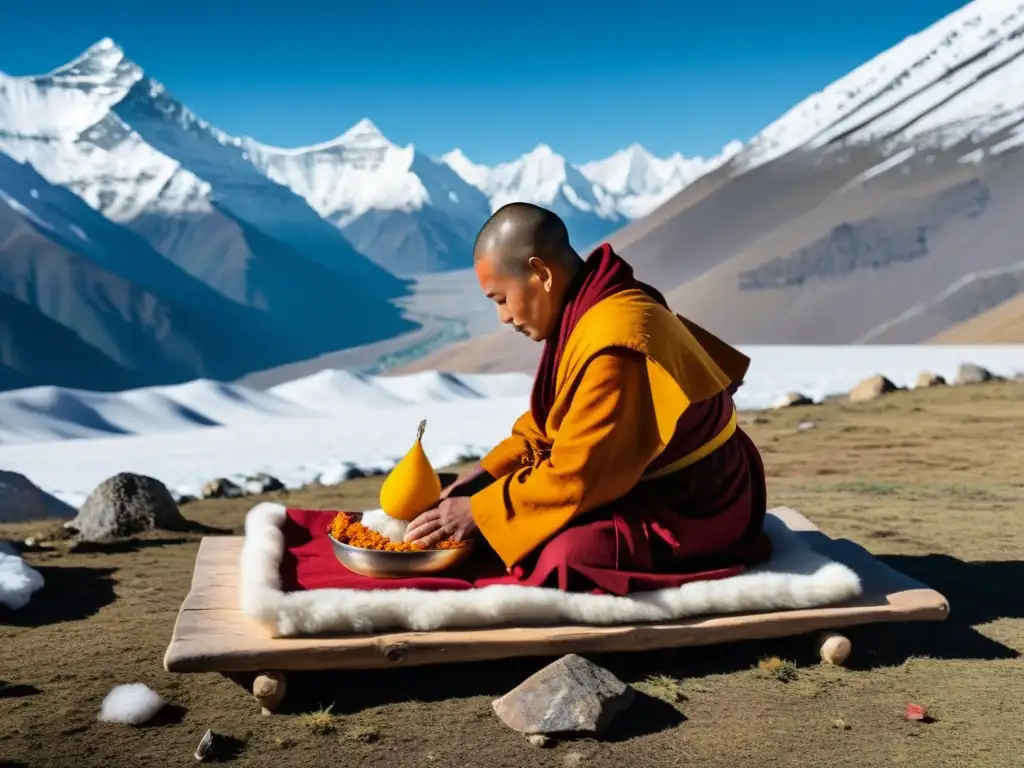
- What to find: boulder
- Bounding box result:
[772,392,814,409]
[201,478,243,500]
[242,473,284,495]
[954,363,998,386]
[69,473,187,541]
[849,375,898,403]
[491,654,634,736]
[914,372,946,388]
[0,470,75,523]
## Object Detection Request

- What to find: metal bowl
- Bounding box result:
[327,534,476,578]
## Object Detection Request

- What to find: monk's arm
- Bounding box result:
[478,410,546,479]
[470,349,663,567]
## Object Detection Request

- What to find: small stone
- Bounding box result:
[201,478,243,500]
[242,473,284,495]
[491,654,634,736]
[914,371,946,388]
[797,420,816,431]
[194,729,214,761]
[849,375,898,403]
[954,363,999,386]
[528,734,554,747]
[23,537,38,549]
[70,473,187,542]
[772,392,814,409]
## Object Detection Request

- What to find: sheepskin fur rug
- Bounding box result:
[239,502,863,637]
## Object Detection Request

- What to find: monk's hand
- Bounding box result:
[403,497,478,548]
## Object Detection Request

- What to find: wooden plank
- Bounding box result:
[164,507,951,674]
[164,587,948,673]
[180,584,238,611]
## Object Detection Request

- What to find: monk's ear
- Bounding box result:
[526,257,553,292]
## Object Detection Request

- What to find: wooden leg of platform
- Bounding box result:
[253,672,287,715]
[816,631,852,666]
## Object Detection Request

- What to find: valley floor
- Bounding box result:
[1,382,1022,767]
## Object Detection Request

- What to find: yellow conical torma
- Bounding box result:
[379,419,442,521]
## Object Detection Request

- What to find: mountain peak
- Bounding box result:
[442,148,471,164]
[525,143,557,158]
[53,37,126,74]
[342,117,384,140]
[46,37,140,89]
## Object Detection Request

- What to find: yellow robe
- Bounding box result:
[470,288,749,568]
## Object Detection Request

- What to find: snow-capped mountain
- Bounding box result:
[578,141,743,219]
[0,38,417,392]
[1,34,717,392]
[247,122,712,272]
[442,143,628,249]
[244,119,493,274]
[735,0,1024,171]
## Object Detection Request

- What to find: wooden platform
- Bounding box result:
[163,508,949,674]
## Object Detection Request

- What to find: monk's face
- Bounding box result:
[475,255,561,341]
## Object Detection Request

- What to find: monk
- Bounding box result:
[404,202,771,595]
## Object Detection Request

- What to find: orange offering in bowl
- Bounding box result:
[327,512,467,552]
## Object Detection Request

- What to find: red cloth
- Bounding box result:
[280,487,768,596]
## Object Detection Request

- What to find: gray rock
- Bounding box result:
[242,473,284,495]
[955,362,999,385]
[1014,372,1024,383]
[69,473,187,542]
[201,478,243,500]
[849,374,899,403]
[491,654,634,736]
[0,470,76,523]
[914,371,947,388]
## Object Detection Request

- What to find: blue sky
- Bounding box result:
[3,0,968,165]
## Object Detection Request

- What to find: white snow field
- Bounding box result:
[0,346,1022,512]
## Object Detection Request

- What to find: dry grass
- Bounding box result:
[755,656,799,682]
[300,704,336,735]
[1,381,1022,767]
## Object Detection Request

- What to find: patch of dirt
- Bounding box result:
[1,382,1022,767]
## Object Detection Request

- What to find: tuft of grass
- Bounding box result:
[637,673,688,704]
[756,656,798,682]
[302,704,337,735]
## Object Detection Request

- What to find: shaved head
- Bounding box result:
[473,202,582,276]
[472,203,586,342]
